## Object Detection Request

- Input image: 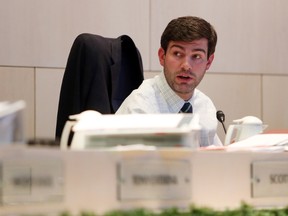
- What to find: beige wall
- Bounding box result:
[1,0,288,142]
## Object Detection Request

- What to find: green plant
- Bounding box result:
[58,203,288,216]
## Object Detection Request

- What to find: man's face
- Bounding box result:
[158,38,214,100]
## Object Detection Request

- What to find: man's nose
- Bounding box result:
[181,58,192,71]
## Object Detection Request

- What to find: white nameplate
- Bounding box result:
[117,159,191,200]
[251,160,288,198]
[0,158,64,205]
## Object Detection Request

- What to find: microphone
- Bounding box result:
[216,110,226,134]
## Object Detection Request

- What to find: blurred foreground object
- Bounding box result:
[0,100,26,144]
[224,116,267,145]
[60,110,201,150]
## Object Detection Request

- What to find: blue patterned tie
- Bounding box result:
[180,102,193,113]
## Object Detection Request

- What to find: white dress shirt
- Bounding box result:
[116,72,222,147]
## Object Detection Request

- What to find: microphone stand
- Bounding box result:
[216,110,227,134]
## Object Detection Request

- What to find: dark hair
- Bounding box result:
[160,16,217,58]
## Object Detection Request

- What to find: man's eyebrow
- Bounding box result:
[193,48,207,54]
[170,44,185,50]
[170,45,207,54]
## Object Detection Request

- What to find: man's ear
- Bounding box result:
[206,54,214,70]
[158,47,165,66]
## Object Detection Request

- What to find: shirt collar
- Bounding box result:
[156,72,188,112]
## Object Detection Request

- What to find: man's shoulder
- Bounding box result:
[194,88,210,98]
[194,88,214,104]
[116,77,160,114]
[134,76,159,95]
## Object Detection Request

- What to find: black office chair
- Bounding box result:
[55,33,144,141]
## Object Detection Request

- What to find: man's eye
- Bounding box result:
[174,52,182,57]
[191,54,206,64]
[192,54,201,59]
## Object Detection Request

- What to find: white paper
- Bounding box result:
[73,112,201,133]
[226,133,288,151]
[68,112,201,150]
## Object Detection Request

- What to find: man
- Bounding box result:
[116,16,222,146]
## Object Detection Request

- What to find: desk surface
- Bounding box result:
[0,146,287,215]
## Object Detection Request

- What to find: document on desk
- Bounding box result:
[70,113,201,149]
[73,113,200,132]
[226,133,288,151]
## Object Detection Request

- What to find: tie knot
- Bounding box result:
[180,102,193,113]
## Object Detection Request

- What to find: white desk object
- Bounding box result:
[0,145,288,215]
[70,113,201,150]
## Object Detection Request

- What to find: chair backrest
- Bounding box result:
[55,33,144,141]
